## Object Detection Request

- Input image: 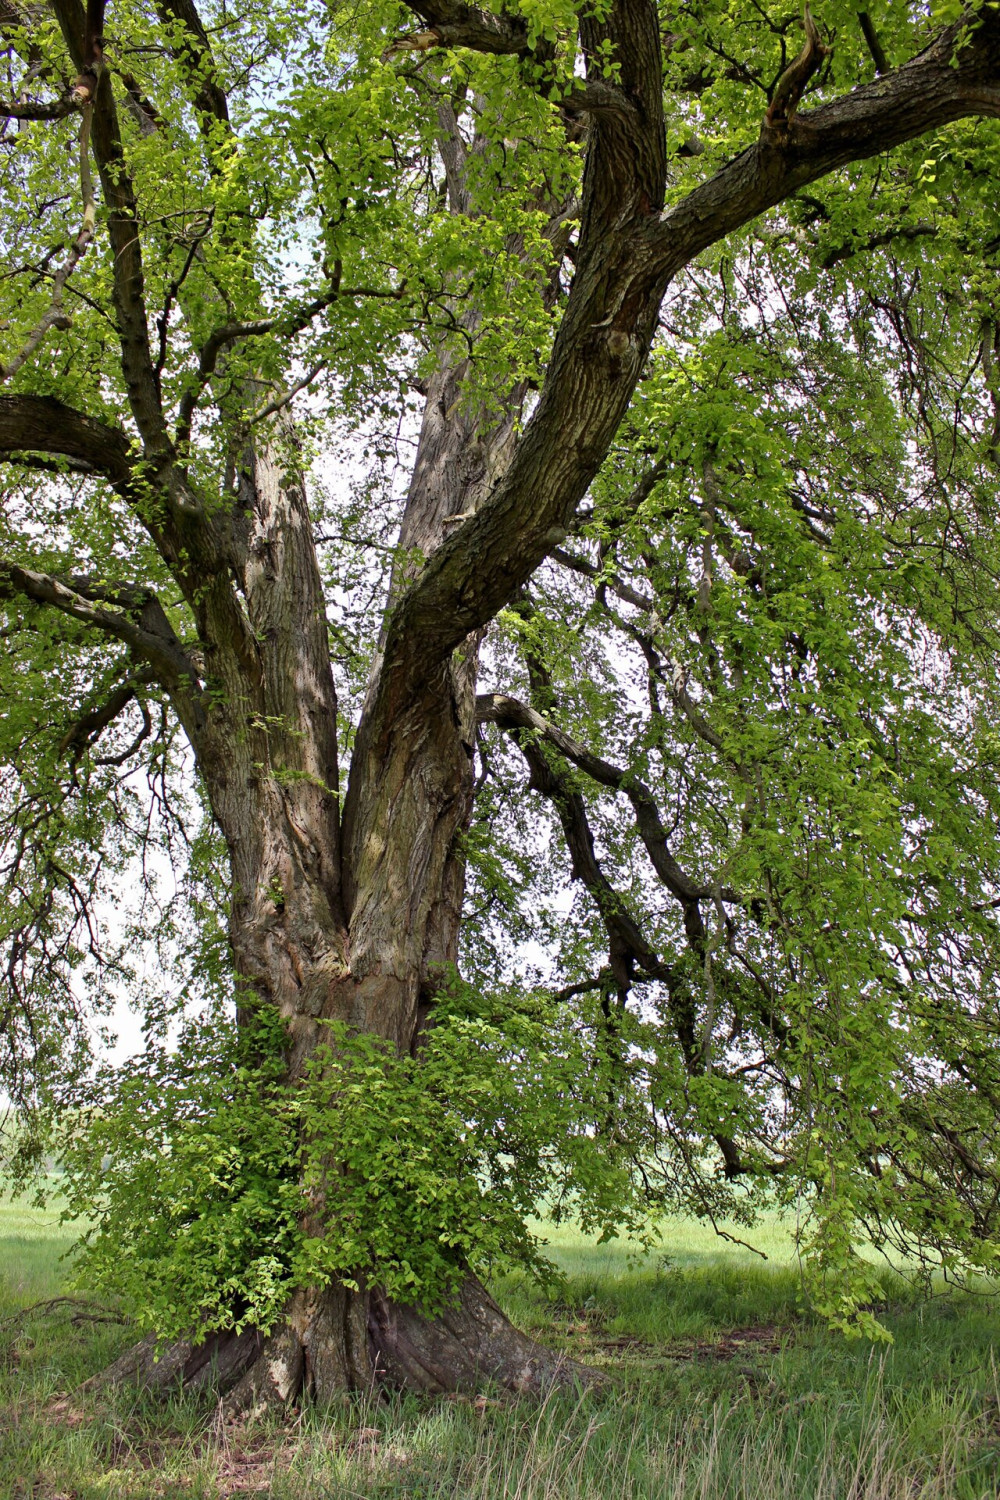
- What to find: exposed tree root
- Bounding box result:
[368,1275,598,1395]
[89,1275,603,1412]
[81,1324,263,1398]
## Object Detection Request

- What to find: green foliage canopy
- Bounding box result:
[3,0,1000,1344]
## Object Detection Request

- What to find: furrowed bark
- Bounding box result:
[477,682,751,1177]
[84,56,583,1405]
[368,1279,599,1393]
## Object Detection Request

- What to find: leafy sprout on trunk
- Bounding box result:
[3,0,1000,1402]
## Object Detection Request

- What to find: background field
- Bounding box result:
[2,1194,999,1499]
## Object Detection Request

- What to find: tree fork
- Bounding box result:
[88,329,590,1417]
[10,0,1000,1410]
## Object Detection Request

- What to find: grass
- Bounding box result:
[2,1196,1000,1499]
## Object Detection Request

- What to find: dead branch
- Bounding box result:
[0,1296,129,1332]
[766,5,829,126]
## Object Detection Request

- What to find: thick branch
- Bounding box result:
[383,8,1000,711]
[0,93,78,119]
[394,0,529,56]
[0,394,134,485]
[358,0,666,751]
[0,563,198,695]
[390,0,637,118]
[642,8,1000,277]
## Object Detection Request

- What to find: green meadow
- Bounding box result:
[2,1194,999,1499]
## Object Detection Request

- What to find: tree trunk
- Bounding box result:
[96,352,595,1411]
[18,0,1000,1421]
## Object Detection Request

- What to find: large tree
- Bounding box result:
[4,0,1000,1408]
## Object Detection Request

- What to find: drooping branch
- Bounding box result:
[486,695,756,1178]
[549,547,654,610]
[820,220,936,270]
[587,455,672,533]
[0,453,94,476]
[0,563,200,701]
[477,681,783,1036]
[57,669,157,766]
[477,692,710,907]
[504,716,676,994]
[0,394,231,599]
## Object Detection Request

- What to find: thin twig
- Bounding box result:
[1,103,96,383]
[0,1296,129,1331]
[248,361,326,426]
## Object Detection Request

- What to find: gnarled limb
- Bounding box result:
[497,695,679,994]
[58,669,156,760]
[369,6,1000,734]
[478,691,710,908]
[642,8,1000,276]
[765,5,828,126]
[387,2,637,119]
